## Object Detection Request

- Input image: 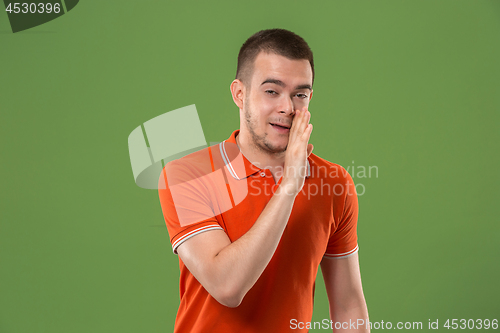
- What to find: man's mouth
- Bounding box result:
[269,123,291,129]
[270,122,291,133]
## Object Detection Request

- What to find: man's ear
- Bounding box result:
[309,89,313,101]
[230,79,245,109]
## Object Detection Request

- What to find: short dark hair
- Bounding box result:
[236,29,314,86]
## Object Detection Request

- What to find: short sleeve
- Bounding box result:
[158,152,228,254]
[324,167,359,258]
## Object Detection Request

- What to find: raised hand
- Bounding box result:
[280,107,313,196]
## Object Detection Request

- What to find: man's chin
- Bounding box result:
[263,142,288,154]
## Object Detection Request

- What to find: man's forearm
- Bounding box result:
[205,185,297,306]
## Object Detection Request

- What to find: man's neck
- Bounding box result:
[236,130,285,182]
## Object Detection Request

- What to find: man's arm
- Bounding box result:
[321,253,370,332]
[177,109,313,308]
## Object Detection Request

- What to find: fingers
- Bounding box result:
[289,108,311,144]
[298,111,312,146]
[288,110,303,142]
[281,108,313,194]
[302,123,312,141]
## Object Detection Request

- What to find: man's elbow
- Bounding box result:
[217,295,243,308]
[210,286,245,308]
[195,261,248,308]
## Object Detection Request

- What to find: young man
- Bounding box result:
[159,29,369,332]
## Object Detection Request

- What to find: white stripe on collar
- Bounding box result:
[219,141,239,179]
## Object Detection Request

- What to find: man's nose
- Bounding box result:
[278,96,295,116]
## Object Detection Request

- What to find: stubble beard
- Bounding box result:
[243,97,288,156]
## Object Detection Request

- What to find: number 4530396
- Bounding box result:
[5,3,61,14]
[444,319,498,330]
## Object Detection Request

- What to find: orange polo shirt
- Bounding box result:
[158,130,359,332]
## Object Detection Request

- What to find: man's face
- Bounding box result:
[241,52,313,154]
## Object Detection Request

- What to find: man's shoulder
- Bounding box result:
[164,144,218,178]
[168,144,213,165]
[308,153,352,182]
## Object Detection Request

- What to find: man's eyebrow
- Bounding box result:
[261,79,285,87]
[295,84,312,91]
[261,79,312,91]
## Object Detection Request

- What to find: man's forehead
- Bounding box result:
[251,52,313,87]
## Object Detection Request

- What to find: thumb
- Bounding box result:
[307,143,314,157]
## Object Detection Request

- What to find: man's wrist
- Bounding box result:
[276,179,301,197]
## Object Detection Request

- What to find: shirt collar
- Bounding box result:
[220,130,311,180]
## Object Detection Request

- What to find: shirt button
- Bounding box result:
[260,172,266,177]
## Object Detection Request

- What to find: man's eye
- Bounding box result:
[295,93,308,99]
[265,90,277,95]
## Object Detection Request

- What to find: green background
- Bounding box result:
[1,1,499,332]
